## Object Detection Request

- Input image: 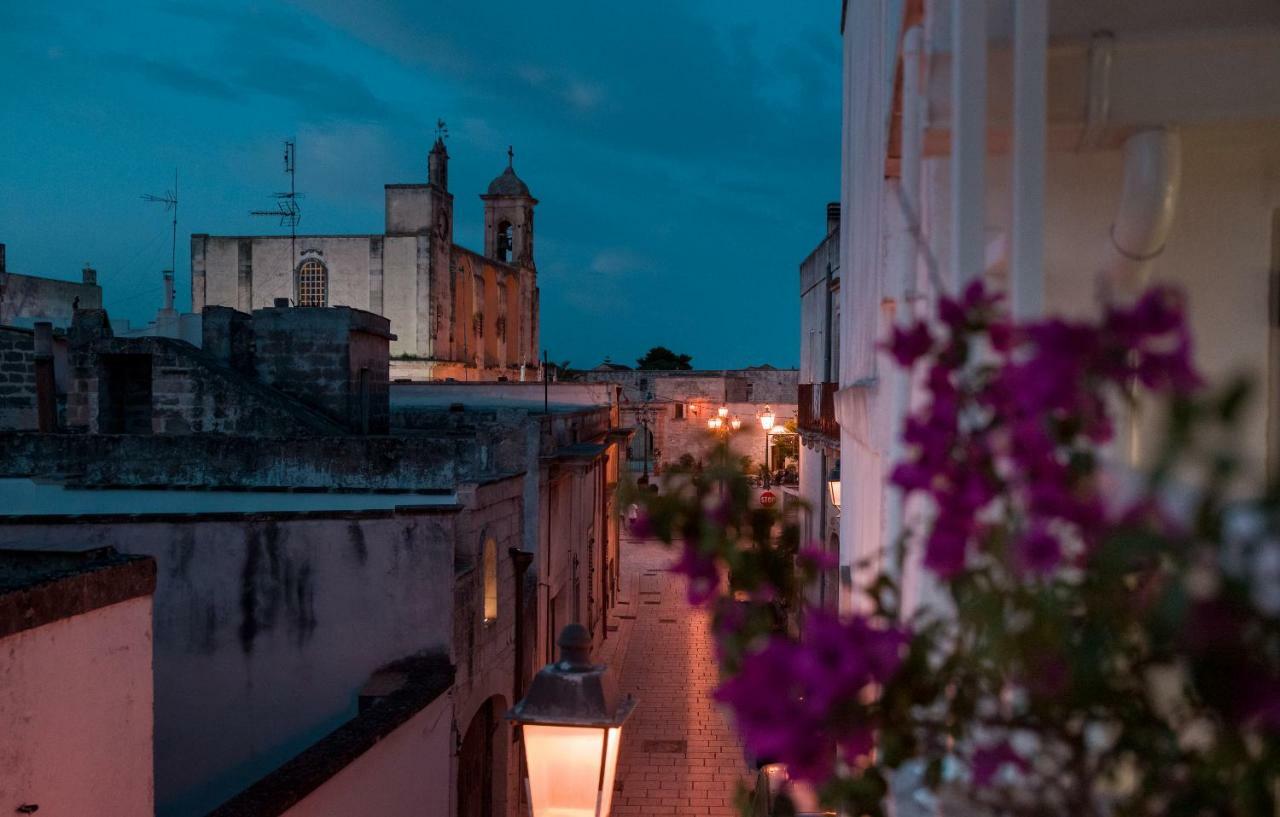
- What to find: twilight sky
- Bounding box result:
[0,1,840,369]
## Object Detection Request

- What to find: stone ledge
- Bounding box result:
[205,651,454,817]
[0,546,156,639]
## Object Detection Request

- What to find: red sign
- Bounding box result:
[759,490,777,507]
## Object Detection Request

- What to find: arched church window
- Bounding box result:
[482,537,498,622]
[297,259,328,307]
[496,221,513,263]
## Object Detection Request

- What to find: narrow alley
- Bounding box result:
[600,535,751,817]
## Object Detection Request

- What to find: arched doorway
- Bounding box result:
[458,695,509,817]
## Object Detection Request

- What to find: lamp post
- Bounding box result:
[635,392,657,485]
[827,461,841,511]
[758,405,776,487]
[508,624,637,817]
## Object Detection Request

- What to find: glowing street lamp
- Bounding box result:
[508,625,637,817]
[758,405,777,487]
[827,462,841,510]
[707,416,722,431]
[717,405,729,419]
[729,416,742,431]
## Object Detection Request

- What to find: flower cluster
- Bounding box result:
[714,612,909,782]
[887,282,1200,578]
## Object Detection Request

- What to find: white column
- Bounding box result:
[950,0,987,288]
[1011,0,1048,319]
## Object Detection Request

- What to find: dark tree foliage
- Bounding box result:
[636,346,693,370]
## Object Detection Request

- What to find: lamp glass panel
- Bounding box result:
[523,724,622,817]
[828,479,841,508]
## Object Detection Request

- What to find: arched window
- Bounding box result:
[297,259,328,307]
[482,538,498,622]
[496,221,513,263]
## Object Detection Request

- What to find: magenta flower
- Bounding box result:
[1017,526,1062,575]
[629,510,653,539]
[885,321,934,367]
[670,543,720,605]
[798,544,839,571]
[715,615,910,784]
[971,741,1029,787]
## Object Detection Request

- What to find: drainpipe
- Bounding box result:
[509,547,534,710]
[1102,127,1183,467]
[1103,127,1183,298]
[34,322,56,432]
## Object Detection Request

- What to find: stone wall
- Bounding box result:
[0,269,102,329]
[0,432,482,490]
[0,327,37,429]
[586,367,798,405]
[252,305,393,433]
[0,505,466,817]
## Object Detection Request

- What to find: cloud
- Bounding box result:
[102,54,239,100]
[589,249,647,278]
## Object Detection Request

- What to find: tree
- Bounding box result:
[636,346,693,370]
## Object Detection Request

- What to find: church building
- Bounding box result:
[191,138,540,381]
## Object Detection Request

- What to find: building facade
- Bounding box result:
[833,0,1280,617]
[192,139,540,380]
[797,204,842,610]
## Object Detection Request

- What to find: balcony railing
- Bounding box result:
[797,382,838,440]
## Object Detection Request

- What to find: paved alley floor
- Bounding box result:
[600,536,751,817]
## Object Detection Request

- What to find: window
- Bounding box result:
[496,221,513,263]
[674,403,685,420]
[297,259,328,307]
[482,538,498,622]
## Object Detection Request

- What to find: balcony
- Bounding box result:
[797,382,838,440]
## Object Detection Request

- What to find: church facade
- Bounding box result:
[191,139,540,380]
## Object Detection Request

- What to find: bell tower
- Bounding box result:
[481,146,537,269]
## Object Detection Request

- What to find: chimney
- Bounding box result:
[82,264,97,286]
[34,321,57,432]
[162,271,175,312]
[826,202,840,235]
[274,297,290,308]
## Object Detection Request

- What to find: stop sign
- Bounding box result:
[759,490,777,507]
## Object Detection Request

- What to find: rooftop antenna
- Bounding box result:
[141,169,179,281]
[250,139,302,278]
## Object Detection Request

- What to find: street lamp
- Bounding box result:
[758,406,776,487]
[718,405,729,420]
[827,461,841,510]
[635,392,657,485]
[508,624,637,817]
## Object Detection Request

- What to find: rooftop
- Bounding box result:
[0,478,457,519]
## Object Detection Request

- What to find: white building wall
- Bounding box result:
[0,596,154,817]
[277,694,452,817]
[383,236,419,357]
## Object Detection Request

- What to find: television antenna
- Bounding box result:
[141,170,179,280]
[250,139,302,271]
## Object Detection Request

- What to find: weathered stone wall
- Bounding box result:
[0,270,102,329]
[0,506,464,817]
[0,327,37,429]
[252,305,392,432]
[451,476,526,817]
[201,306,255,375]
[0,432,482,490]
[587,368,799,405]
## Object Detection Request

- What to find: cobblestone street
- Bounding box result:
[600,535,751,817]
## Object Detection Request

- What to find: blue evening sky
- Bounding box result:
[0,1,840,369]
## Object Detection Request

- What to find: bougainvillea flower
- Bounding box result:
[670,543,720,605]
[971,741,1029,787]
[885,321,934,367]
